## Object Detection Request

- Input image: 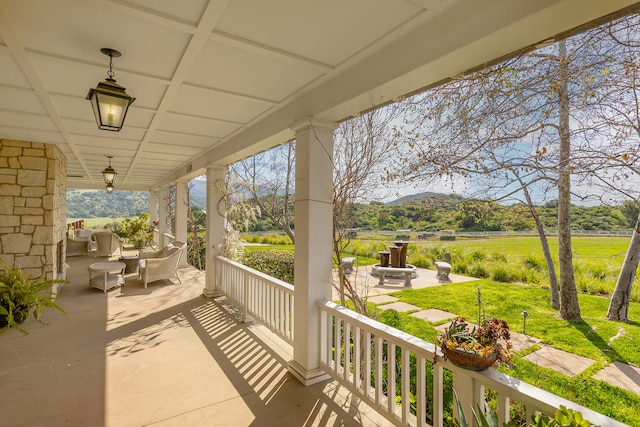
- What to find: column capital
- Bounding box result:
[290,117,338,134]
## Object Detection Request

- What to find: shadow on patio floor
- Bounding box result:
[0,253,386,427]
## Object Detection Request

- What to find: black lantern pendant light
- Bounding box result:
[86,48,135,131]
[102,155,117,186]
[106,183,115,194]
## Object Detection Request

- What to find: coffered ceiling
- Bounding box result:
[0,0,637,190]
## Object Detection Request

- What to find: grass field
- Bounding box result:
[242,233,640,424]
[67,217,123,229]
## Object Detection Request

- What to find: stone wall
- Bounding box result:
[0,140,67,280]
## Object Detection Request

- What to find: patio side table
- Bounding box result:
[88,261,125,293]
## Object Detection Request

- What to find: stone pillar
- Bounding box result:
[288,119,336,386]
[204,166,226,297]
[0,140,66,281]
[148,190,159,248]
[158,186,170,248]
[175,180,189,266]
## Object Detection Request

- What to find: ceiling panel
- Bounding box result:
[0,87,46,114]
[0,48,31,89]
[125,0,209,26]
[186,39,325,102]
[170,85,274,123]
[3,0,190,80]
[158,112,242,138]
[151,130,219,148]
[214,0,423,66]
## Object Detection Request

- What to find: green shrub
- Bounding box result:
[523,253,545,271]
[409,255,432,269]
[470,250,487,261]
[492,266,516,283]
[440,235,456,241]
[242,250,294,284]
[491,252,508,263]
[469,264,490,279]
[453,261,469,275]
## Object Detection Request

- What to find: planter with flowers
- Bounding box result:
[436,285,513,371]
[437,316,513,371]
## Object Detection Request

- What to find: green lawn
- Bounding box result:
[372,281,640,426]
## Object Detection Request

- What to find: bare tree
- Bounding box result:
[393,24,640,319]
[332,105,405,314]
[229,141,295,242]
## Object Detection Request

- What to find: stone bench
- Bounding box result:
[434,261,451,280]
[375,266,412,287]
[342,257,355,274]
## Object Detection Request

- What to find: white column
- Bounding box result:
[159,186,170,248]
[204,166,226,297]
[149,190,159,248]
[288,118,336,386]
[175,179,189,266]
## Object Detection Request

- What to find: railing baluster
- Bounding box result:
[388,343,396,417]
[364,331,372,400]
[335,316,342,377]
[344,321,351,383]
[498,394,510,426]
[401,348,410,425]
[354,326,361,390]
[433,363,444,427]
[416,355,426,427]
[375,336,383,408]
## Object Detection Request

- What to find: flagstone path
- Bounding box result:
[359,271,638,397]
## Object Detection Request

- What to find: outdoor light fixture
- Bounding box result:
[106,183,114,194]
[86,48,135,131]
[102,155,117,186]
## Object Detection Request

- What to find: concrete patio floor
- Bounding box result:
[0,252,387,427]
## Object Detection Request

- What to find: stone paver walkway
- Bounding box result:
[593,361,640,395]
[366,295,398,305]
[361,271,637,397]
[523,346,594,377]
[411,308,457,323]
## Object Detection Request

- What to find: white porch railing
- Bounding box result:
[215,256,294,344]
[317,300,626,427]
[210,259,625,426]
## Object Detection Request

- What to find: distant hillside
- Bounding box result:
[66,181,207,219]
[66,189,150,218]
[386,192,466,207]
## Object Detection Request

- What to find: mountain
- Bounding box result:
[386,192,466,206]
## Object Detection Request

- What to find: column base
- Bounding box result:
[288,360,330,386]
[202,288,222,298]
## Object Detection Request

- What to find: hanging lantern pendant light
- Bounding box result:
[102,155,117,185]
[86,48,135,131]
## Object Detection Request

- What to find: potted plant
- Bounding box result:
[437,316,513,370]
[0,261,66,335]
[437,285,513,371]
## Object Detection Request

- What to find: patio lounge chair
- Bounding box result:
[91,231,125,257]
[67,235,89,256]
[138,241,186,288]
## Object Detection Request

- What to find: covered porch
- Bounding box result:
[1,1,639,425]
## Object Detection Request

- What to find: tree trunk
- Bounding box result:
[607,212,640,321]
[520,180,560,309]
[557,40,581,320]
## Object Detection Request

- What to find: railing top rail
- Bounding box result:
[318,300,437,356]
[216,255,294,292]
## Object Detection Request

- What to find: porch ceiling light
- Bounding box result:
[86,48,135,131]
[106,183,114,194]
[102,155,117,185]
